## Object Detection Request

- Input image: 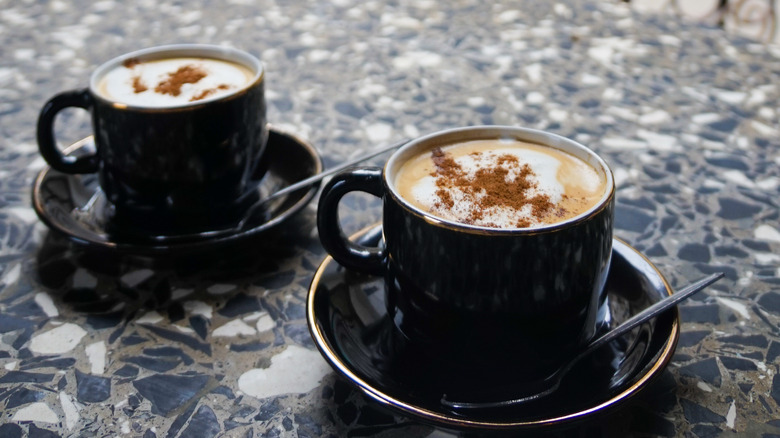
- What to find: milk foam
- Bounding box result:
[98,57,254,107]
[395,140,605,229]
[412,149,560,226]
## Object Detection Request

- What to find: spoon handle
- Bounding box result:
[586,272,724,352]
[141,139,410,243]
[258,138,409,206]
[441,272,725,410]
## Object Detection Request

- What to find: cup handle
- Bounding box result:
[36,89,100,174]
[317,167,386,275]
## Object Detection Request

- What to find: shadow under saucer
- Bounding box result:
[307,224,679,433]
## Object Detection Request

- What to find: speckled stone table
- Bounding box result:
[1,0,779,437]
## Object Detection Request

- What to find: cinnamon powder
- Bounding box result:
[123,58,141,69]
[154,65,207,97]
[190,84,230,102]
[429,147,564,228]
[131,76,148,93]
[123,58,148,93]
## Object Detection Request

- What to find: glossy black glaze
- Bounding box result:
[317,126,616,382]
[384,191,614,380]
[94,81,268,234]
[31,129,322,254]
[307,226,679,431]
[316,167,386,275]
[36,89,100,174]
[36,45,268,235]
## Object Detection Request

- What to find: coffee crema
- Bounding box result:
[393,139,607,229]
[97,57,255,107]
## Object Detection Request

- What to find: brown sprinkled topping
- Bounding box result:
[154,65,207,97]
[131,76,147,93]
[123,58,141,68]
[121,61,230,100]
[429,147,565,228]
[190,84,231,102]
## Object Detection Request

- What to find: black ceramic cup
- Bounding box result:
[317,126,616,383]
[37,44,268,236]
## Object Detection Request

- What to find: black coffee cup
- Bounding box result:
[317,126,616,382]
[37,44,268,236]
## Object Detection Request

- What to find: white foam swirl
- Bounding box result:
[98,57,253,107]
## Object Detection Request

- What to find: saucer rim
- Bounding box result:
[31,126,323,254]
[307,225,679,430]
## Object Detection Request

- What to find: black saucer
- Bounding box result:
[32,127,323,254]
[307,225,680,432]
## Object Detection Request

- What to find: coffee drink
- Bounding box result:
[393,139,607,229]
[97,57,256,107]
[37,45,268,236]
[318,126,616,386]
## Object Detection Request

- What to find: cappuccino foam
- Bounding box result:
[394,139,606,229]
[97,57,255,107]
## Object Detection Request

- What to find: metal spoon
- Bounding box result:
[252,138,409,209]
[440,271,725,410]
[193,138,409,237]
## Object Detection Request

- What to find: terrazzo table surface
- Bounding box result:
[1,0,780,436]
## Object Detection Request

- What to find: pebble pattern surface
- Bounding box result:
[1,0,779,436]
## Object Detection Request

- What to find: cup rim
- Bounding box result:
[384,125,615,234]
[89,44,264,111]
